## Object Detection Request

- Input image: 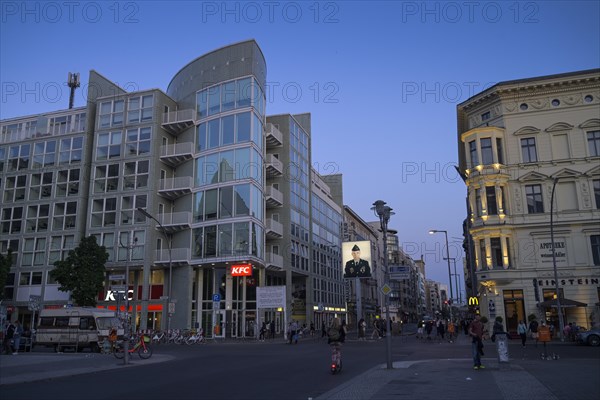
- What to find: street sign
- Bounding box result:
[389,265,410,280]
[212,293,221,302]
[28,295,42,311]
[381,284,392,296]
[111,285,127,293]
[109,274,125,281]
[168,302,176,314]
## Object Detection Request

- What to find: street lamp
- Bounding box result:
[445,257,462,304]
[429,230,454,317]
[138,207,173,333]
[550,178,565,341]
[118,233,137,366]
[371,200,394,370]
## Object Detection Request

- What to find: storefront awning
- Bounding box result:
[538,298,588,308]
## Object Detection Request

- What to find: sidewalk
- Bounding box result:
[0,352,174,386]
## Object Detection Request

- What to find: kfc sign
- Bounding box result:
[231,264,253,276]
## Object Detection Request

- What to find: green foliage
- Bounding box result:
[50,236,109,306]
[0,249,14,300]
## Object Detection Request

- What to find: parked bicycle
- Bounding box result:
[151,330,167,344]
[114,334,153,359]
[185,329,206,345]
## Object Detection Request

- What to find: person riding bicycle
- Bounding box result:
[328,318,346,369]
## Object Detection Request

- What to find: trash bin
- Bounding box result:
[495,332,509,363]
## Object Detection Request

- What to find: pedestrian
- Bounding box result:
[12,321,23,354]
[528,317,539,347]
[371,319,381,340]
[517,320,527,347]
[309,322,315,338]
[3,320,16,355]
[321,323,327,338]
[436,319,445,342]
[269,320,275,340]
[340,320,347,343]
[447,320,455,343]
[468,314,485,370]
[259,322,266,341]
[358,318,366,341]
[289,320,298,344]
[425,320,433,341]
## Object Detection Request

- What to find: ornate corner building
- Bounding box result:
[457,69,600,334]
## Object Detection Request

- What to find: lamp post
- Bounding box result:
[550,178,565,341]
[429,230,453,318]
[138,207,173,333]
[445,257,462,304]
[372,200,394,370]
[118,233,137,366]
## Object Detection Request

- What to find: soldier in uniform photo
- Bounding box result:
[344,244,371,278]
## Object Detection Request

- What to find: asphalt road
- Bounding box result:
[1,333,598,400]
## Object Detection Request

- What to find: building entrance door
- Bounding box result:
[213,310,225,338]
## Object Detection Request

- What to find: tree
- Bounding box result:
[50,236,109,306]
[0,249,14,300]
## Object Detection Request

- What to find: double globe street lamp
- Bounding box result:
[372,200,394,370]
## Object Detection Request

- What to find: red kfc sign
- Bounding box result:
[231,264,253,276]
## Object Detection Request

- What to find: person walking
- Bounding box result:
[518,320,528,347]
[12,321,23,354]
[468,314,485,370]
[259,322,266,342]
[447,320,456,343]
[321,323,327,339]
[2,320,16,355]
[358,318,366,341]
[309,322,315,338]
[528,317,539,347]
[371,319,381,340]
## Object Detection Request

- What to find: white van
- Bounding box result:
[36,307,123,352]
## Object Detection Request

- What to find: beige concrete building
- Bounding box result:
[457,69,600,334]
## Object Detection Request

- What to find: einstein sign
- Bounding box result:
[537,238,567,267]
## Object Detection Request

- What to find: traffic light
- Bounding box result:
[533,279,540,301]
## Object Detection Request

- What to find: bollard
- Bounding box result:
[495,332,510,365]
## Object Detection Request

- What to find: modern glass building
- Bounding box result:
[0,40,346,337]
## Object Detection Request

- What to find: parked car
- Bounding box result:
[576,328,600,346]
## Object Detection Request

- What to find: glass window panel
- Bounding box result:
[234,222,249,255]
[208,119,220,149]
[197,123,207,152]
[236,78,251,108]
[194,192,205,222]
[204,225,217,257]
[222,82,236,111]
[234,148,250,180]
[236,112,251,142]
[219,223,233,256]
[208,86,220,116]
[481,138,493,165]
[193,227,203,257]
[205,189,218,220]
[205,153,219,185]
[222,115,235,145]
[220,150,234,183]
[196,156,205,186]
[252,113,263,151]
[197,90,208,119]
[219,186,233,218]
[235,184,250,216]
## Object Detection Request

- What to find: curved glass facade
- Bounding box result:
[193,76,265,264]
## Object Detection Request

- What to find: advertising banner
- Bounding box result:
[342,241,372,279]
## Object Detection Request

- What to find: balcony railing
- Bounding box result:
[265,252,284,271]
[265,218,283,238]
[155,247,191,265]
[161,109,196,135]
[265,154,283,177]
[154,211,192,233]
[158,176,193,200]
[265,123,283,148]
[265,185,284,208]
[160,142,194,167]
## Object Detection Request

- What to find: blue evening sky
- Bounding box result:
[1,1,599,293]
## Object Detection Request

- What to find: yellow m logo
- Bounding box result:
[468,297,479,306]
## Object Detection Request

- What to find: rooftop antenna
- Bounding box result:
[67,72,80,109]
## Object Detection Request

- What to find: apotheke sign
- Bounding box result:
[537,239,567,266]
